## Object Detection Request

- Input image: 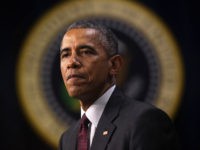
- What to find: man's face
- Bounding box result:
[60,28,113,102]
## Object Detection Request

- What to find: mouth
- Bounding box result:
[67,74,85,81]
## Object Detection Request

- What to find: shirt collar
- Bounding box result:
[81,85,116,127]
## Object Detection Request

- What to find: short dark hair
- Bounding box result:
[65,20,118,57]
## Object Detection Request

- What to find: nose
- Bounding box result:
[67,54,81,69]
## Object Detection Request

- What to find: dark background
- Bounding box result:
[0,0,199,150]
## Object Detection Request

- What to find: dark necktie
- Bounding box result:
[77,114,90,150]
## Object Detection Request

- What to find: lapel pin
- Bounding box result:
[103,130,108,136]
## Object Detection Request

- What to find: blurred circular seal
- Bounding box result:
[16,0,184,148]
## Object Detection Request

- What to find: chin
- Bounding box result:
[67,87,83,99]
[67,91,79,98]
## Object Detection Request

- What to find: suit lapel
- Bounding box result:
[68,122,80,150]
[90,118,116,150]
[90,88,124,150]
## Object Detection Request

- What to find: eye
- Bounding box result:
[60,51,70,59]
[82,49,93,55]
[79,46,97,56]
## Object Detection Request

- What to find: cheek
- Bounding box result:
[60,62,66,79]
[88,63,109,81]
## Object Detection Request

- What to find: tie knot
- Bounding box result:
[81,114,90,126]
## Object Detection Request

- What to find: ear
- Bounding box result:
[109,54,123,76]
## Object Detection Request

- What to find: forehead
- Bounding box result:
[62,28,99,43]
[61,28,109,57]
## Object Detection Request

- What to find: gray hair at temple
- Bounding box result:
[65,20,118,57]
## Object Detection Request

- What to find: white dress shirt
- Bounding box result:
[81,85,116,146]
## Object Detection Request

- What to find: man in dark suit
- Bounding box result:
[59,20,179,150]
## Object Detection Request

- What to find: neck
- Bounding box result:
[80,83,115,111]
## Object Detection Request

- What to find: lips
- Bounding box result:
[67,74,85,81]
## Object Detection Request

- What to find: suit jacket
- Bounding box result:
[59,88,180,150]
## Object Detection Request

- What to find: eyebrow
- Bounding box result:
[77,45,95,51]
[60,48,70,54]
[60,44,96,53]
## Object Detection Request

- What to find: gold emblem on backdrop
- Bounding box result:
[16,0,184,148]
